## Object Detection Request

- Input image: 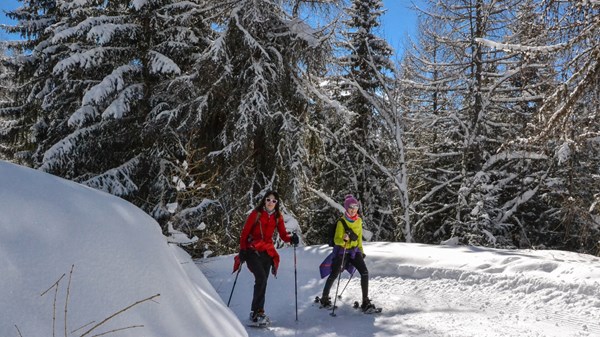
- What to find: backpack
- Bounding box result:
[328,217,357,247]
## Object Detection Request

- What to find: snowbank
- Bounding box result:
[0,160,246,337]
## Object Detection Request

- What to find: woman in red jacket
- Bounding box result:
[238,191,299,326]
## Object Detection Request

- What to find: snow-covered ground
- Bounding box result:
[199,242,600,337]
[0,160,245,337]
[3,159,600,337]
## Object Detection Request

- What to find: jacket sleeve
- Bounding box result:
[276,215,291,243]
[333,220,346,247]
[357,218,364,253]
[240,211,259,250]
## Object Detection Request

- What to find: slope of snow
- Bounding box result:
[0,160,246,337]
[199,242,600,337]
[3,158,600,337]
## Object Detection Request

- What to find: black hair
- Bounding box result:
[255,190,281,216]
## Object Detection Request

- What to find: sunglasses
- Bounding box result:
[266,198,278,204]
[348,204,359,209]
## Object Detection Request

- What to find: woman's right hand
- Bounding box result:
[239,249,248,262]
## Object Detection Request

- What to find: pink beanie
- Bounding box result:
[343,194,359,210]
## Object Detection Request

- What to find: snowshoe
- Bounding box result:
[354,300,382,314]
[315,296,336,309]
[248,309,270,327]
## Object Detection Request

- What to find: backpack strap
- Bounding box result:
[255,211,264,240]
[338,217,356,237]
[247,211,263,243]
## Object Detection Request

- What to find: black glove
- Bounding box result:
[238,249,248,263]
[291,233,300,245]
[361,252,366,259]
[348,231,358,242]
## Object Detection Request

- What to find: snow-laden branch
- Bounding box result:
[40,124,100,172]
[482,151,548,171]
[87,23,140,45]
[102,84,144,120]
[496,168,550,224]
[231,5,271,61]
[412,174,463,208]
[149,50,181,75]
[83,156,142,197]
[475,38,566,53]
[53,47,128,74]
[534,47,600,141]
[82,65,140,106]
[68,105,98,127]
[51,16,124,43]
[280,18,319,48]
[307,187,345,213]
[175,198,219,219]
[297,76,352,118]
[70,66,143,126]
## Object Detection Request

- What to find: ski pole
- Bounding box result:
[337,270,355,299]
[294,241,298,321]
[227,263,243,307]
[330,243,347,317]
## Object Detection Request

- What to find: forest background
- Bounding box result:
[1,0,599,258]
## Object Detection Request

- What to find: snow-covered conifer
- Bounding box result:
[1,0,212,233]
[325,0,404,242]
[187,0,332,243]
[0,0,59,164]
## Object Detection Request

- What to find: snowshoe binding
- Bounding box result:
[354,299,382,314]
[248,309,270,327]
[315,296,336,309]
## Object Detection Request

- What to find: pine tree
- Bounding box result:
[0,0,59,164]
[328,0,400,241]
[1,0,211,233]
[0,44,15,161]
[184,0,332,252]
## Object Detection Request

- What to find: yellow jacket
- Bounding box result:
[333,217,363,253]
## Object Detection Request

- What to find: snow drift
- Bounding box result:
[0,160,246,337]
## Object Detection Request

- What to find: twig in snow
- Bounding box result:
[15,325,23,337]
[64,264,75,337]
[40,272,66,337]
[90,325,144,337]
[79,293,160,337]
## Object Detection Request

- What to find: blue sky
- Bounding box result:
[0,0,19,41]
[1,0,420,54]
[381,0,421,56]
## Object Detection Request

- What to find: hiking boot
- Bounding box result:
[361,298,376,312]
[319,296,333,308]
[250,309,269,326]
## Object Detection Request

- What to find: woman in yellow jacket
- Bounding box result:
[319,194,376,312]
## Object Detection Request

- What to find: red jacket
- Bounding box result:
[240,209,291,250]
[237,209,291,275]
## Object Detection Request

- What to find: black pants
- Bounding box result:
[322,252,369,301]
[246,250,273,313]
